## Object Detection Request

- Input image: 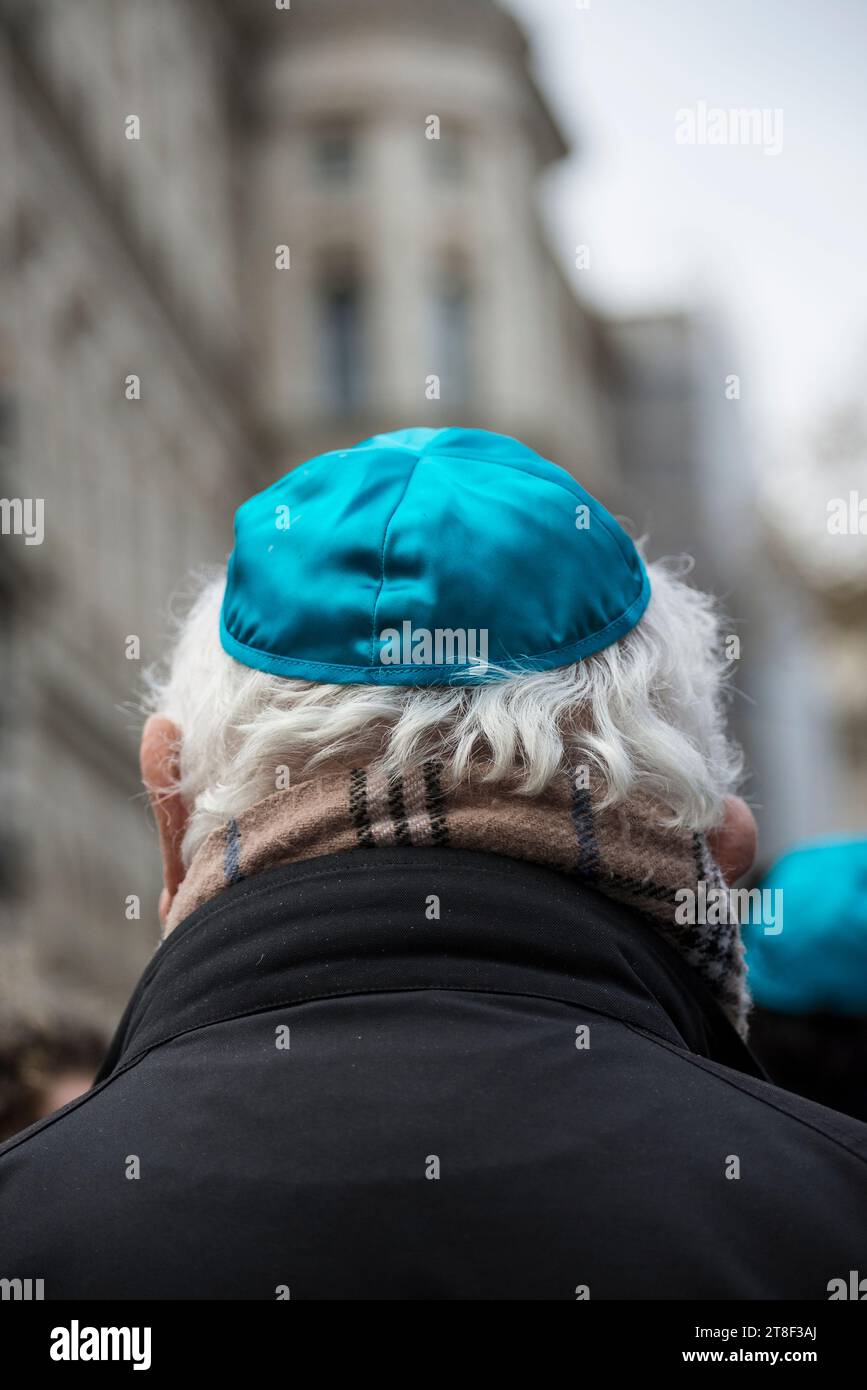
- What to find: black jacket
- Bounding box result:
[1,847,865,1300]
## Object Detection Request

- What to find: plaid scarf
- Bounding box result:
[166,765,749,1036]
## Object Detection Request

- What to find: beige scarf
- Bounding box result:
[166,763,749,1036]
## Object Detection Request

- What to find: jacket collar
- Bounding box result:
[97,847,765,1084]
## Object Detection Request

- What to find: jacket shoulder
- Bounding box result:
[627,1020,867,1167]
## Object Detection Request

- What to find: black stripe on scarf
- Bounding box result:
[423,760,450,846]
[569,774,601,877]
[387,773,412,846]
[349,768,374,846]
[224,818,244,885]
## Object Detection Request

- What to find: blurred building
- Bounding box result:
[0,0,260,1022]
[0,0,757,1028]
[233,0,618,487]
[760,408,867,848]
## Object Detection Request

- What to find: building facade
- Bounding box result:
[232,0,618,489]
[0,0,259,1022]
[0,0,770,1029]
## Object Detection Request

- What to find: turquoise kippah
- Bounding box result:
[743,840,867,1015]
[220,426,651,686]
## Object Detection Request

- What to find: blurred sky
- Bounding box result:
[505,0,867,471]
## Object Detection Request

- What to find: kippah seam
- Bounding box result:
[367,452,423,667]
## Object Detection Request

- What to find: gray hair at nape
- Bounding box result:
[144,556,743,867]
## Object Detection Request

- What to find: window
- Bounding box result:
[311,124,357,184]
[320,273,364,414]
[429,264,473,406]
[430,128,468,184]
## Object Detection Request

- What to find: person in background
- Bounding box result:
[0,1017,108,1143]
[744,839,867,1122]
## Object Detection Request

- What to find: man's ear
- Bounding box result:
[707,794,758,886]
[140,715,188,926]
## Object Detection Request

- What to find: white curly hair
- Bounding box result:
[143,553,743,867]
